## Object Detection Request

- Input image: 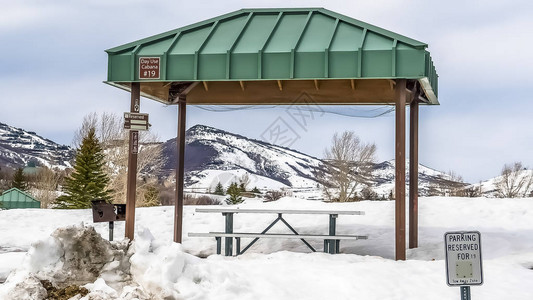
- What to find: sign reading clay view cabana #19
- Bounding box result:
[104,8,440,260]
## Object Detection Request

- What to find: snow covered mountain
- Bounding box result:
[160,125,464,195]
[161,125,328,189]
[0,121,464,196]
[0,122,73,170]
[466,169,533,197]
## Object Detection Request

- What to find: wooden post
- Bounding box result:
[395,79,406,260]
[125,82,140,240]
[409,99,419,249]
[174,99,187,243]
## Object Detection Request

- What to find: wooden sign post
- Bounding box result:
[125,82,140,240]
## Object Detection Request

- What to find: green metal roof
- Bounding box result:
[0,188,40,209]
[106,8,438,104]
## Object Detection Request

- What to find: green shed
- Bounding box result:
[0,188,41,209]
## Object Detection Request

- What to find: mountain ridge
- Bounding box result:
[0,122,467,196]
[0,122,73,170]
[161,124,466,195]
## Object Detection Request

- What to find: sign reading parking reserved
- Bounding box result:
[444,231,483,286]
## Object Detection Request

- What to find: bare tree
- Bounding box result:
[441,170,468,196]
[239,173,251,191]
[73,112,164,206]
[30,167,64,208]
[321,131,376,202]
[495,162,533,198]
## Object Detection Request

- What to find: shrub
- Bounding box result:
[184,195,220,205]
[360,186,379,200]
[226,183,243,205]
[214,182,225,195]
[264,189,289,202]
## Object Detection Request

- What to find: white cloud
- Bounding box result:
[1,0,532,183]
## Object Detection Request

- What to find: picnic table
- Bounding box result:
[188,208,367,256]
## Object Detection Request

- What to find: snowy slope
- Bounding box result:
[0,122,73,169]
[466,169,533,197]
[1,197,532,299]
[371,160,467,196]
[161,125,463,195]
[161,125,328,188]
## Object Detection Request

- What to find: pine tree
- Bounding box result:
[251,187,260,194]
[12,168,28,191]
[214,182,225,195]
[225,182,243,205]
[55,128,112,209]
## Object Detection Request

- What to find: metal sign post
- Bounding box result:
[460,286,471,300]
[444,231,483,299]
[91,200,126,241]
[109,221,114,241]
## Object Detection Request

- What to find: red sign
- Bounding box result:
[139,57,160,79]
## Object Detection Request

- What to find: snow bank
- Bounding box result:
[0,225,206,299]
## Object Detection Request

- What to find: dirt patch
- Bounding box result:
[41,280,89,300]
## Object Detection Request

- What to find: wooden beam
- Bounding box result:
[239,80,245,91]
[409,99,419,249]
[314,79,319,90]
[125,82,140,240]
[388,79,395,91]
[350,79,355,90]
[202,81,208,91]
[174,98,187,243]
[395,79,407,260]
[186,79,396,105]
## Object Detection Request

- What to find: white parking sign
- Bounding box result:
[444,231,483,286]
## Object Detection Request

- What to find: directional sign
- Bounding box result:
[130,131,139,154]
[138,57,160,79]
[124,112,149,131]
[445,231,483,286]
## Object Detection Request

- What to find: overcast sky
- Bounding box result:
[1,0,532,183]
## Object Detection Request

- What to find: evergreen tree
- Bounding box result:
[214,182,225,195]
[225,182,243,205]
[251,187,261,194]
[12,168,28,191]
[55,128,112,209]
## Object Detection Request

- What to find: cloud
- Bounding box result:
[0,3,64,32]
[1,0,532,183]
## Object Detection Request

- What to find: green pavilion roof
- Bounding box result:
[106,8,438,104]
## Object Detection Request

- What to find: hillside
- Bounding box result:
[0,121,467,196]
[160,125,465,196]
[0,122,73,170]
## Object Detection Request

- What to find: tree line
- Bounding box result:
[2,120,532,209]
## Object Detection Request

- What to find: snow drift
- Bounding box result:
[0,225,203,299]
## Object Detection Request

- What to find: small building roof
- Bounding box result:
[0,188,40,209]
[105,8,438,105]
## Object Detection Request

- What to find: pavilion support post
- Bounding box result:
[174,99,187,243]
[395,79,407,260]
[409,99,419,249]
[125,82,140,240]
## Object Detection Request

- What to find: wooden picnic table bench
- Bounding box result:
[188,208,367,256]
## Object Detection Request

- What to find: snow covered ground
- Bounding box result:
[0,197,532,299]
